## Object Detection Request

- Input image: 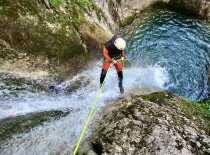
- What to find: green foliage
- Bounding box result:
[50,0,63,7]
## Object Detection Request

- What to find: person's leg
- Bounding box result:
[115,62,124,93]
[100,61,110,86]
[118,71,124,93]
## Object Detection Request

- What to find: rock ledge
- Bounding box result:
[81,92,210,155]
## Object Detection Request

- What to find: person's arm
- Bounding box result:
[121,50,125,61]
[121,50,125,57]
[103,47,112,62]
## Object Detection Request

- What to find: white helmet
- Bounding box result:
[114,38,126,50]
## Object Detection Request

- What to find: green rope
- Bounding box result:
[72,64,112,155]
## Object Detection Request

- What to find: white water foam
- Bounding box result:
[0,61,169,155]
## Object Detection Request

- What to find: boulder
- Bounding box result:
[83,92,210,155]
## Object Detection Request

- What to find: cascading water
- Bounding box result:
[0,8,210,155]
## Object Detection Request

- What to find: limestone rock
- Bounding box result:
[85,92,210,155]
[169,0,210,19]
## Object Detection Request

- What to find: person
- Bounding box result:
[100,35,126,94]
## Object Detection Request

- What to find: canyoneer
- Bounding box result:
[100,35,126,93]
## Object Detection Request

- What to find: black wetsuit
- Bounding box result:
[100,35,124,93]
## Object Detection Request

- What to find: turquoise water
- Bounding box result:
[124,9,210,101]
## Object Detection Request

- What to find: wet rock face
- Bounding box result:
[0,110,71,143]
[85,92,210,155]
[94,0,170,29]
[1,0,209,64]
[0,0,95,79]
[169,0,210,19]
[97,0,210,28]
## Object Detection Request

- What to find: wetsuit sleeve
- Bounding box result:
[121,50,125,57]
[103,47,112,61]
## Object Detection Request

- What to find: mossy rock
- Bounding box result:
[80,21,112,51]
[85,92,210,154]
[141,92,174,104]
[0,110,71,143]
[142,92,210,131]
[119,14,137,27]
[0,0,94,62]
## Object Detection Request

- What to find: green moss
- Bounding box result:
[180,100,210,131]
[170,98,196,119]
[0,110,70,142]
[77,0,93,9]
[92,4,108,22]
[119,14,137,27]
[142,92,210,131]
[141,92,174,104]
[193,101,210,128]
[0,0,96,63]
[157,96,210,132]
[50,0,63,7]
[2,0,44,18]
[172,115,182,126]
